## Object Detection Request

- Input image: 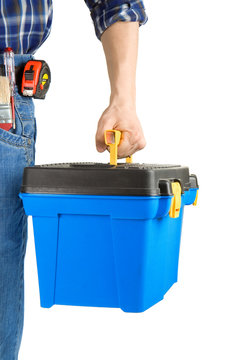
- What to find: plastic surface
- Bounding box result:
[20,162,198,196]
[20,188,198,312]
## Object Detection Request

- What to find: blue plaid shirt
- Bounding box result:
[0,0,147,54]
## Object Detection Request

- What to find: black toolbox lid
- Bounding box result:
[20,163,198,196]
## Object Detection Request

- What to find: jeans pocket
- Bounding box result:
[0,127,30,148]
[0,89,36,168]
[15,92,34,121]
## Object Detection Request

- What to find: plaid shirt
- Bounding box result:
[85,0,147,39]
[0,0,147,54]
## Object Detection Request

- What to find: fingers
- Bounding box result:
[117,130,146,158]
[95,116,111,153]
[96,126,146,158]
[95,105,146,158]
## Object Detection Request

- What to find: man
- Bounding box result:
[0,1,147,359]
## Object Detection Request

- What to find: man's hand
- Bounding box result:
[97,21,146,158]
[96,102,146,158]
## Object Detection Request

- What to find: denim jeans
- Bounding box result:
[0,55,36,359]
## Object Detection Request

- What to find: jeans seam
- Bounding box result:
[15,103,25,136]
[0,137,27,148]
[24,145,29,165]
[13,214,27,359]
[15,98,35,139]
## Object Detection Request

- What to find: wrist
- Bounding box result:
[110,90,136,109]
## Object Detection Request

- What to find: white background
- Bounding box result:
[20,1,225,359]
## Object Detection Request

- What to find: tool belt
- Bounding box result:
[0,57,51,131]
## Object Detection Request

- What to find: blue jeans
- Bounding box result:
[0,55,36,359]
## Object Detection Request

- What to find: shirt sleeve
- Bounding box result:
[84,0,148,40]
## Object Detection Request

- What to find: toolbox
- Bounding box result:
[19,131,198,313]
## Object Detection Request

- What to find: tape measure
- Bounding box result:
[21,60,51,99]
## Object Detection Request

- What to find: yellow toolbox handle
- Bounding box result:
[169,182,182,218]
[104,130,133,166]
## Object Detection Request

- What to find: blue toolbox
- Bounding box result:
[20,131,198,313]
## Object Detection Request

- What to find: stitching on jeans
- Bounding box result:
[15,103,25,135]
[0,137,27,148]
[15,98,34,140]
[22,135,32,165]
[13,213,27,358]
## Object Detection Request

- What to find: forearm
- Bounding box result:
[96,21,145,157]
[101,22,139,107]
[84,1,147,157]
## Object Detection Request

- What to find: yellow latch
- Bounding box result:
[169,182,182,218]
[126,155,133,164]
[193,189,198,206]
[104,130,133,166]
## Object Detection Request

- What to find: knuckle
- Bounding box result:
[132,131,140,143]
